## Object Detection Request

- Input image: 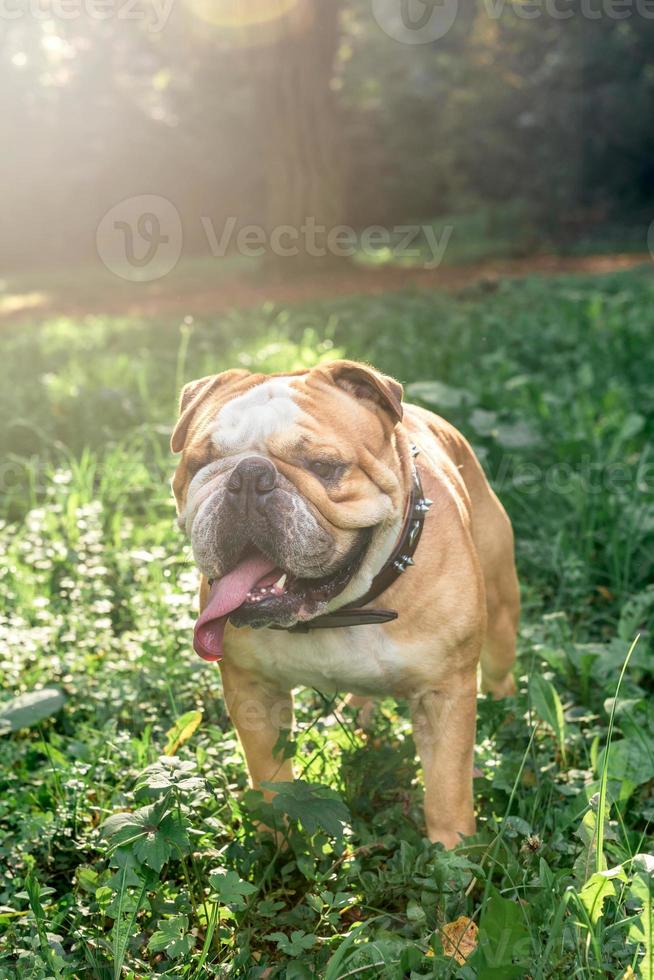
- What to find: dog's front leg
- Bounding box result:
[219,660,294,795]
[410,671,477,849]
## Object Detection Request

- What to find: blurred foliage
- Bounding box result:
[2,1,654,269]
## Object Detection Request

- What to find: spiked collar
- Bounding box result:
[276,445,431,633]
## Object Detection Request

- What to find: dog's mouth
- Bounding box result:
[193,544,366,663]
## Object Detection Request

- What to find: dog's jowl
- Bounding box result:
[171,359,519,849]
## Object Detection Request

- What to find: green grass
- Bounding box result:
[1,267,653,978]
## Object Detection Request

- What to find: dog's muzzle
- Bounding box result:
[226,455,277,515]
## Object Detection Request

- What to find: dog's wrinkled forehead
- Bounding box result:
[211,377,301,454]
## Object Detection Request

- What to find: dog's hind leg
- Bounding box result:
[467,489,519,699]
[449,433,519,699]
[342,694,376,730]
[479,564,519,699]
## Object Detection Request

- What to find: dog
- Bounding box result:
[171,360,519,848]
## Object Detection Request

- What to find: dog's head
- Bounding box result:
[171,360,406,659]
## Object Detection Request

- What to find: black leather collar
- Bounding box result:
[273,445,431,633]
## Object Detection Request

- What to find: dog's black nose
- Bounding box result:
[227,455,277,501]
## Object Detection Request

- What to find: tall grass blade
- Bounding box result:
[596,634,640,876]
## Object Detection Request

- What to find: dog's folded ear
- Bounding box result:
[171,369,251,453]
[324,360,403,425]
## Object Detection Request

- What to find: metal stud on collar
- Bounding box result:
[407,521,422,547]
[393,554,415,573]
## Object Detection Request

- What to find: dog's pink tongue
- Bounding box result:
[193,555,277,662]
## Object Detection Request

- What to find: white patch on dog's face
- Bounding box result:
[212,378,300,454]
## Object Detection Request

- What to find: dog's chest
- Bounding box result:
[227,625,406,696]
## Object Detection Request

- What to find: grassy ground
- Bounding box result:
[1,267,653,978]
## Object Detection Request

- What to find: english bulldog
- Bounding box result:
[171,360,519,848]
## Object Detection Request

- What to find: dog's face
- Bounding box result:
[171,361,406,653]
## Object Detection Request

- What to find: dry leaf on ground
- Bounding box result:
[441,915,478,965]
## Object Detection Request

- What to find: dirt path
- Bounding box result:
[2,252,651,323]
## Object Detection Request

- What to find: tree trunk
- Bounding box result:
[258,0,346,274]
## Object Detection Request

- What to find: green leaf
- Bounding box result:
[529,675,567,764]
[257,898,286,918]
[24,870,57,975]
[0,687,66,734]
[494,420,540,449]
[103,800,167,847]
[110,873,147,980]
[102,801,189,872]
[573,799,611,884]
[148,913,196,959]
[627,854,654,980]
[596,737,654,789]
[468,408,499,435]
[95,886,114,910]
[32,738,68,766]
[107,888,142,918]
[108,848,152,890]
[285,963,316,980]
[472,891,530,979]
[579,866,625,924]
[261,779,350,838]
[502,816,532,839]
[267,930,316,957]
[209,869,257,909]
[134,756,204,794]
[273,727,297,761]
[618,587,654,642]
[133,828,171,872]
[163,710,203,755]
[615,411,645,444]
[406,898,427,924]
[405,380,474,408]
[76,867,99,895]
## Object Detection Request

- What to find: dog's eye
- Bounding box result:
[186,441,216,476]
[307,459,341,481]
